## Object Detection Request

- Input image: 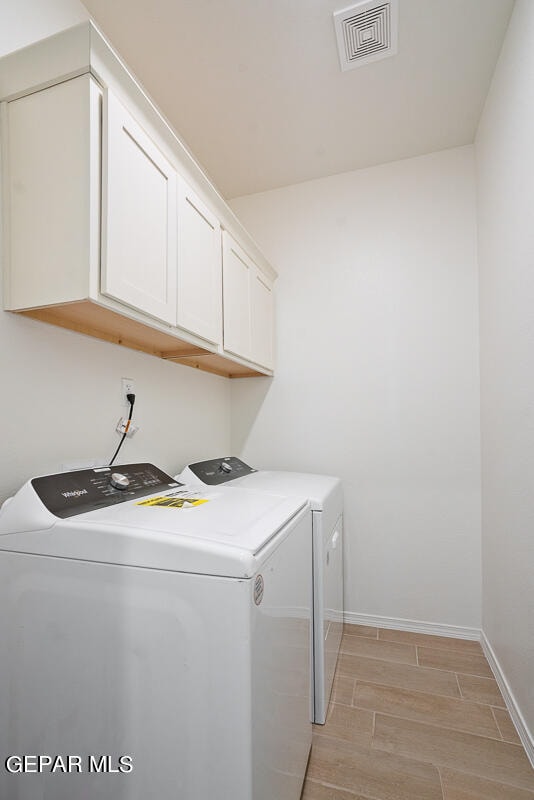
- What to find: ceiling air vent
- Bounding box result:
[333,0,398,71]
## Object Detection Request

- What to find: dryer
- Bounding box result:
[179,457,344,725]
[0,463,312,800]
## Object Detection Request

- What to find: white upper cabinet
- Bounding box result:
[177,181,222,346]
[0,22,276,378]
[102,89,178,325]
[222,232,274,370]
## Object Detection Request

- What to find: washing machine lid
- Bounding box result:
[0,464,308,578]
[80,484,305,549]
[180,459,342,512]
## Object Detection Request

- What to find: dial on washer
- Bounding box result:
[110,472,130,490]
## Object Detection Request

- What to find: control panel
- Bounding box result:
[188,457,256,486]
[31,464,181,519]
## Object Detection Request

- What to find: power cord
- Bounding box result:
[109,393,135,466]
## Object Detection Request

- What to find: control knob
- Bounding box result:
[220,461,233,474]
[110,472,130,490]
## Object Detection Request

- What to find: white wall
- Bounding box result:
[0,0,231,502]
[476,0,534,740]
[230,146,482,630]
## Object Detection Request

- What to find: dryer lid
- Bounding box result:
[180,459,342,512]
[227,471,342,511]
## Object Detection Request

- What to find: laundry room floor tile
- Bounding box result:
[337,652,461,697]
[492,706,523,745]
[301,626,534,800]
[340,635,417,665]
[352,681,500,738]
[372,713,534,790]
[377,628,483,655]
[417,646,494,678]
[343,624,379,639]
[315,704,374,747]
[306,732,443,800]
[301,779,366,799]
[440,767,534,799]
[456,673,506,706]
[331,673,356,706]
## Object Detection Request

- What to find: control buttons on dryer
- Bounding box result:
[110,473,130,491]
[186,457,255,485]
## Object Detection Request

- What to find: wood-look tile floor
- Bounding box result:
[302,624,534,800]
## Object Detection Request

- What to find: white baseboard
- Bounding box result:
[343,611,481,641]
[480,631,534,768]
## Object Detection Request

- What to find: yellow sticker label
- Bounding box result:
[137,496,208,509]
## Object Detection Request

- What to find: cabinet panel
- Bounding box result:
[177,181,222,345]
[4,75,99,310]
[251,270,274,370]
[222,233,252,360]
[102,89,177,325]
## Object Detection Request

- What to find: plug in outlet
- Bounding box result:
[121,378,135,407]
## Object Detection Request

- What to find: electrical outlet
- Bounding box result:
[121,378,135,406]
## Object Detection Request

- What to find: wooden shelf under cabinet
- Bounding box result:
[18,301,266,379]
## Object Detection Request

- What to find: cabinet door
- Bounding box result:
[251,269,274,370]
[102,89,177,324]
[222,233,252,360]
[177,180,222,345]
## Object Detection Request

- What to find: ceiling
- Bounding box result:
[81,0,514,199]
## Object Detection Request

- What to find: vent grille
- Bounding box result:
[334,0,398,71]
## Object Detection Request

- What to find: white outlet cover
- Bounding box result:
[121,377,135,406]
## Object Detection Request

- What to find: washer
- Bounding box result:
[178,457,344,725]
[0,463,312,800]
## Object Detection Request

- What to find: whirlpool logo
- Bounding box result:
[61,489,88,499]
